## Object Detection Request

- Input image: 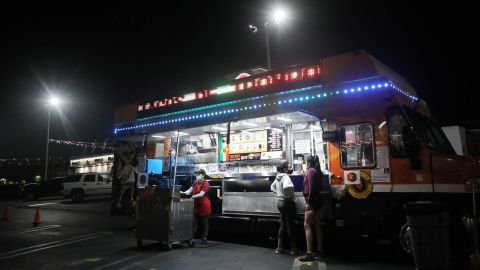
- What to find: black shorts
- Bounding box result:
[305,197,322,211]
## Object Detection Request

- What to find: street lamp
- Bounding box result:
[249,7,290,70]
[44,96,60,182]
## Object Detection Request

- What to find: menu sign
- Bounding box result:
[229,130,268,154]
[229,152,262,161]
[295,140,311,154]
[224,129,284,162]
[267,129,282,151]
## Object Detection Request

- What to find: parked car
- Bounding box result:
[62,173,112,202]
[1,182,23,201]
[19,177,65,201]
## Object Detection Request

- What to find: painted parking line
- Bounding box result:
[91,254,143,270]
[0,231,112,260]
[116,251,173,270]
[292,258,327,270]
[28,202,58,207]
[0,225,61,237]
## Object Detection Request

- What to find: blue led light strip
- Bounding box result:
[114,81,418,134]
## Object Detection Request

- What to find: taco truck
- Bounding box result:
[112,50,479,256]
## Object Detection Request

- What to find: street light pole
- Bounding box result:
[44,96,60,182]
[265,23,271,71]
[249,7,289,71]
[44,106,51,182]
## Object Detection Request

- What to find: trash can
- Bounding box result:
[404,201,450,270]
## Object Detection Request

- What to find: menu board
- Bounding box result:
[223,129,284,162]
[229,130,268,154]
[267,129,282,151]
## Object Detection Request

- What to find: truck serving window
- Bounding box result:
[404,107,455,154]
[387,106,408,157]
[340,123,375,168]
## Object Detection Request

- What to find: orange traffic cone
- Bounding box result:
[1,207,7,221]
[32,208,41,227]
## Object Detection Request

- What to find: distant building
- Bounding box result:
[70,154,114,174]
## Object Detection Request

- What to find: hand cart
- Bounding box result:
[135,187,194,249]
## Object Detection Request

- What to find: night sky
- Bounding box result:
[0,1,475,159]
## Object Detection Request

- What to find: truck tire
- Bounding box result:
[71,190,84,202]
[398,223,413,255]
[384,206,412,263]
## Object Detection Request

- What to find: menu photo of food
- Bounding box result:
[227,163,239,173]
[229,154,242,161]
[261,163,276,173]
[218,163,228,172]
[207,163,219,174]
[239,164,261,173]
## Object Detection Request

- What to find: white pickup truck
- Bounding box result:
[62,173,112,202]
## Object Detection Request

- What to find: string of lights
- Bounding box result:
[0,157,68,166]
[115,80,418,135]
[0,139,114,167]
[48,139,114,150]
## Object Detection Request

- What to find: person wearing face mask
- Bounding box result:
[287,164,294,175]
[180,169,211,244]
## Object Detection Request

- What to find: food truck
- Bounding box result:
[112,50,479,253]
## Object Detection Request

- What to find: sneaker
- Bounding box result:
[200,238,207,245]
[290,249,301,255]
[313,251,326,260]
[297,253,315,262]
[275,248,288,254]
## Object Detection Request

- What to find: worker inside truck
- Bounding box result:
[142,110,329,219]
[145,111,327,184]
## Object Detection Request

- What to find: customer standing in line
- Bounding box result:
[271,161,299,255]
[298,155,324,261]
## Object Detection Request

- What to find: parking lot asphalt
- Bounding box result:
[0,196,414,270]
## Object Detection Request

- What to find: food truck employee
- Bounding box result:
[180,169,211,244]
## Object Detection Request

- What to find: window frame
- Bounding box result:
[403,106,455,155]
[339,121,377,169]
[386,106,409,158]
[82,174,96,182]
[64,174,82,183]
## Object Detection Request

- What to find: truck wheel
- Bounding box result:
[386,209,412,263]
[399,223,413,255]
[71,190,84,202]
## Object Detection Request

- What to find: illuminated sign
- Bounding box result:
[235,72,251,79]
[70,154,114,167]
[137,65,321,112]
